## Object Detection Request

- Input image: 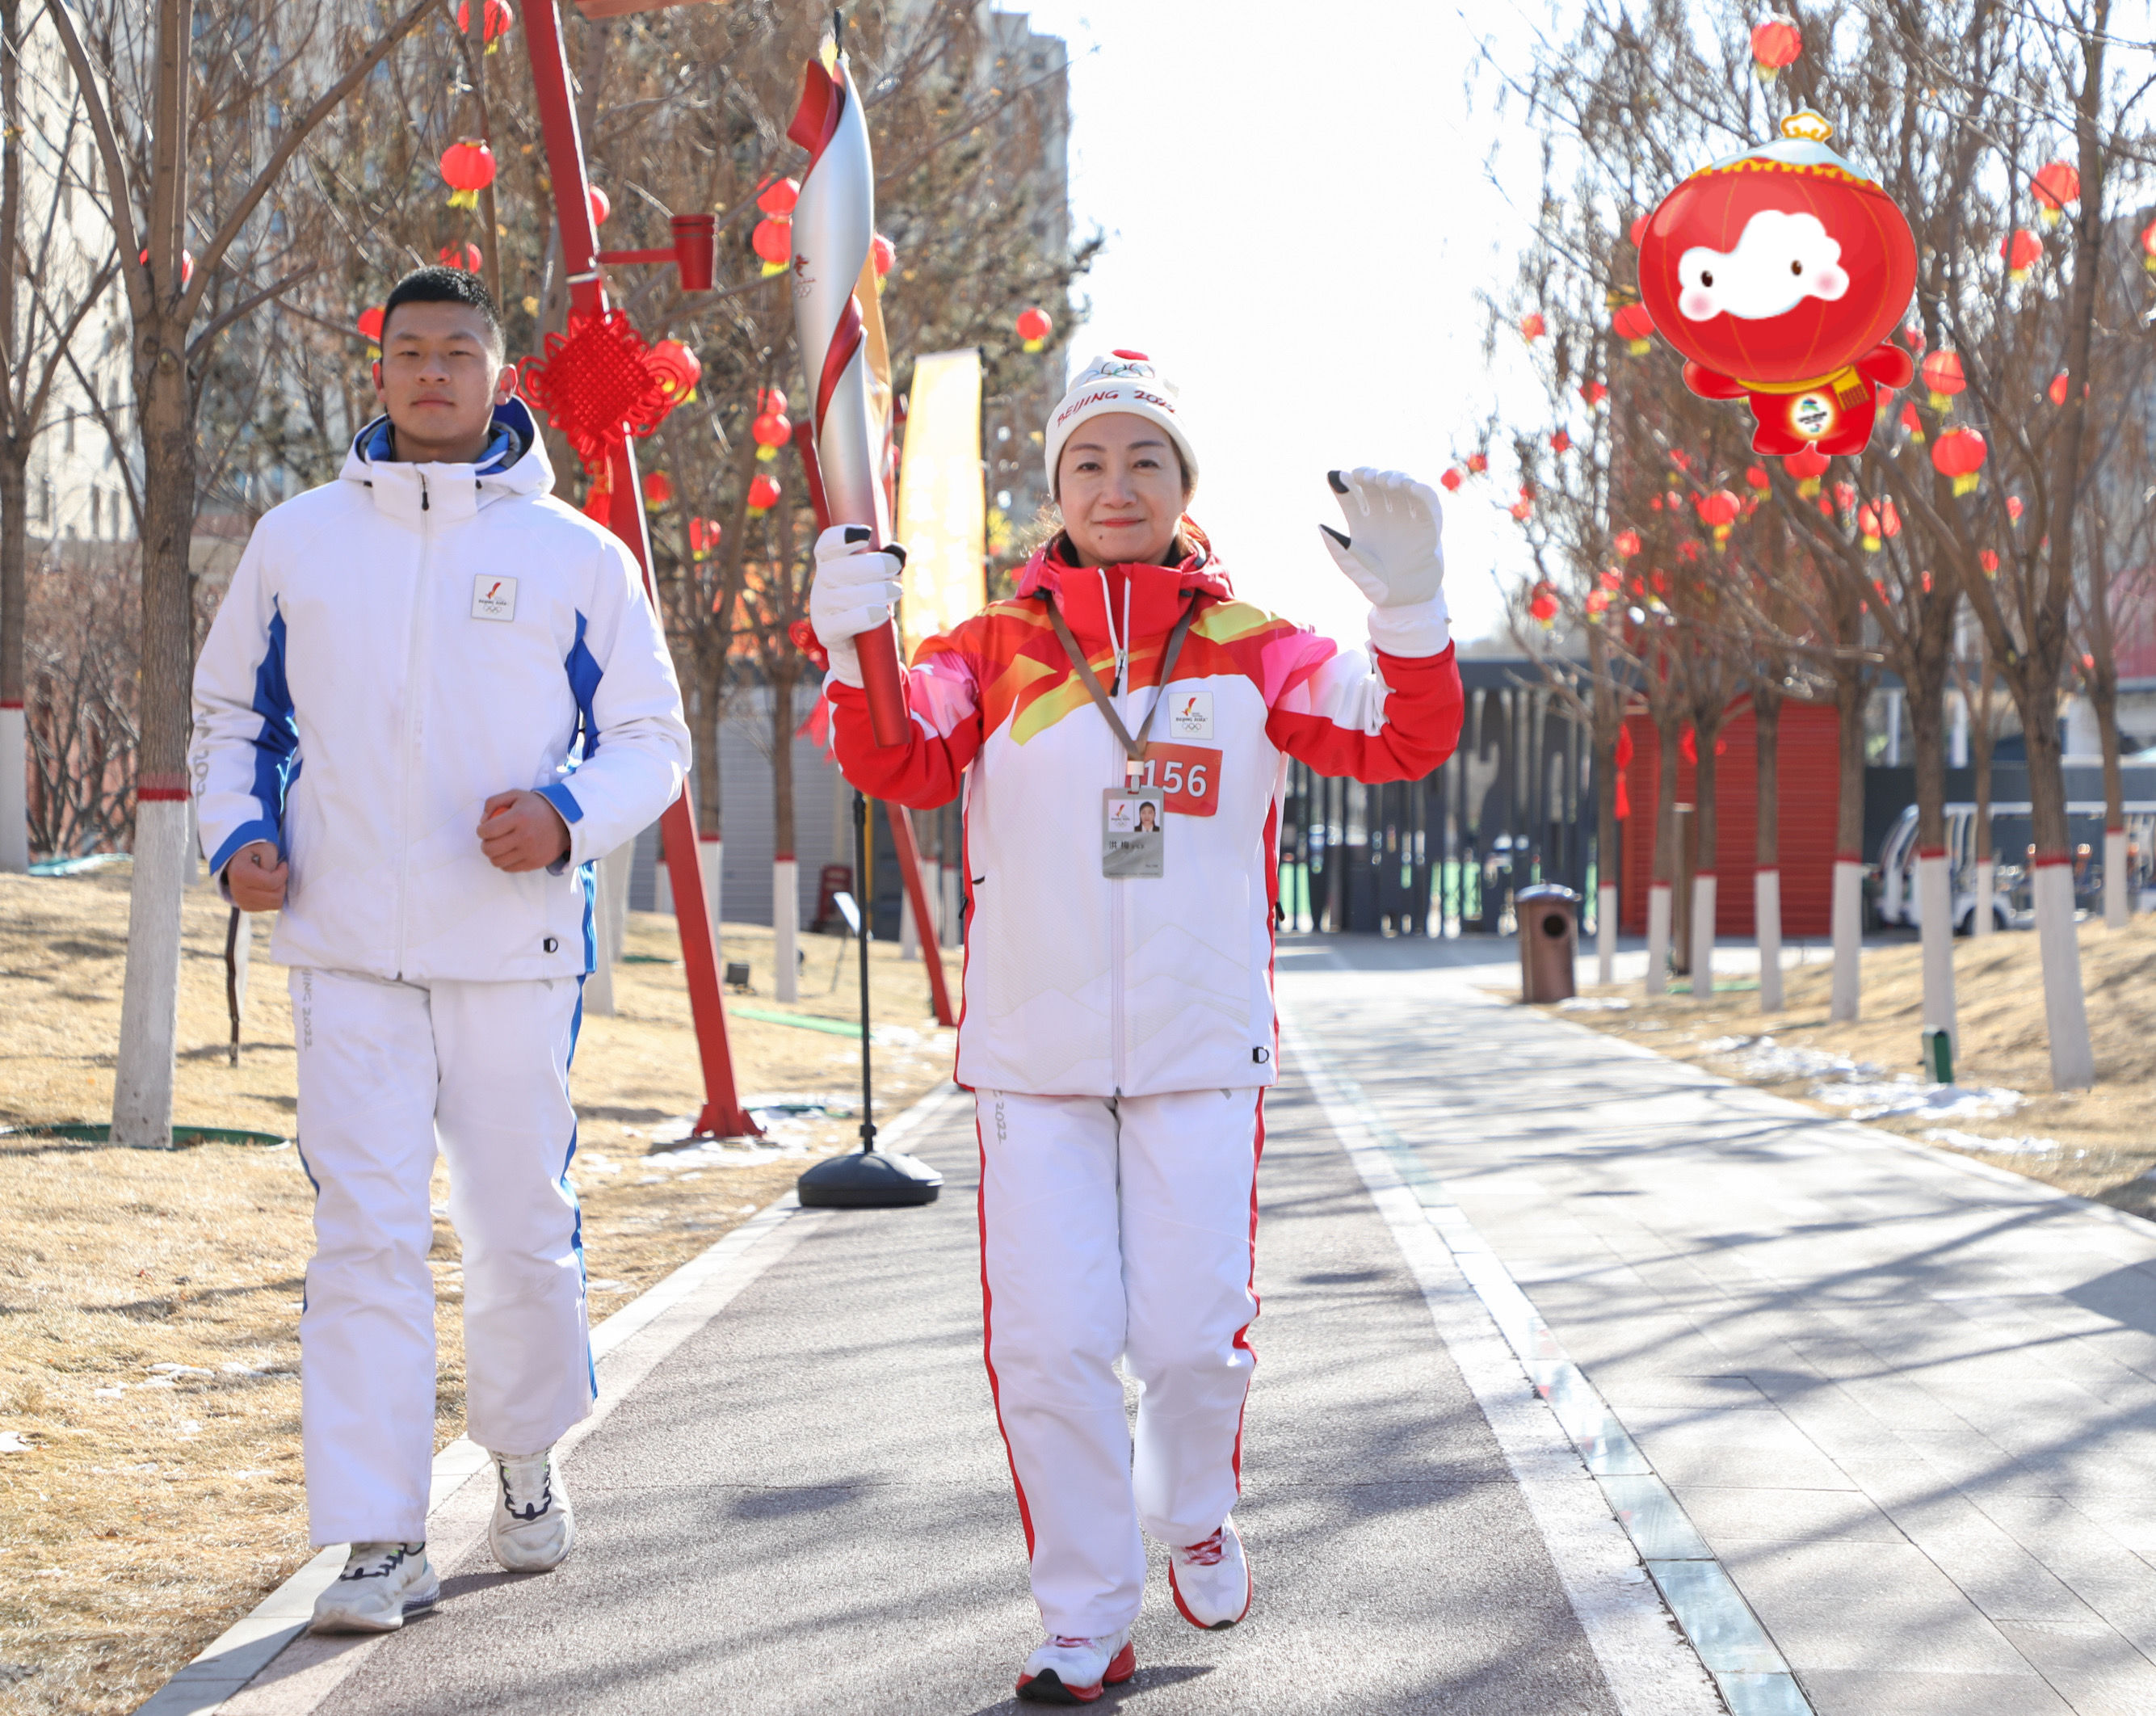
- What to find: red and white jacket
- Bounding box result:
[829,535,1463,1097]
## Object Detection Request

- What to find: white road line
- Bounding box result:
[1282,1013,1743,1716]
[133,1085,966,1716]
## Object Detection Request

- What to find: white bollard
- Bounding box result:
[1755,868,1784,1012]
[1690,873,1717,1001]
[1916,850,1956,1058]
[1830,857,1863,1022]
[1597,882,1617,986]
[0,703,24,873]
[111,797,189,1149]
[1973,859,1995,938]
[2032,859,2094,1089]
[1645,882,1671,997]
[2104,827,2128,929]
[899,868,921,961]
[702,833,723,944]
[942,862,963,949]
[1880,851,1904,927]
[773,856,800,1002]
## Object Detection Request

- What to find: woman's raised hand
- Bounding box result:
[1317,468,1445,611]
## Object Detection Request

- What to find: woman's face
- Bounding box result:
[1057,412,1187,567]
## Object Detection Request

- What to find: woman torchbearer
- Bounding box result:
[810,352,1464,1703]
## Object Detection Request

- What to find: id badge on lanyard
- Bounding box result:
[1103,786,1166,878]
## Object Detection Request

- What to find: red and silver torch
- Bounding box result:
[786,51,907,747]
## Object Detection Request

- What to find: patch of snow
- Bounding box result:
[1558,996,1633,1011]
[0,1432,31,1453]
[146,1363,212,1377]
[93,1386,125,1400]
[586,1280,628,1294]
[1926,1127,2063,1156]
[1701,1034,2026,1121]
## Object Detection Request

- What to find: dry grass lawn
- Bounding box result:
[0,868,958,1716]
[1534,915,2156,1222]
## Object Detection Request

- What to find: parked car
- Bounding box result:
[1874,801,2156,932]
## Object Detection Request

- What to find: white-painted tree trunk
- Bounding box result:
[900,868,920,960]
[0,704,25,873]
[702,833,722,941]
[773,856,800,1003]
[1755,869,1783,1012]
[942,861,962,948]
[1645,883,1671,997]
[1916,852,1956,1057]
[1972,860,1995,938]
[1596,882,1617,986]
[1880,854,1904,927]
[603,840,632,964]
[111,799,189,1148]
[1830,858,1863,1022]
[2103,827,2128,929]
[654,846,674,915]
[2032,860,2094,1089]
[1689,873,1717,999]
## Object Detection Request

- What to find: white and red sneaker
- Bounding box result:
[1015,1628,1136,1704]
[1168,1517,1252,1629]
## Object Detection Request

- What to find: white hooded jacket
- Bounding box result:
[191,399,689,982]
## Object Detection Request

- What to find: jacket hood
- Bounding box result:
[1013,520,1233,603]
[1015,522,1234,652]
[339,396,554,503]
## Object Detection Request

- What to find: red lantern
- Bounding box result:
[1669,448,1693,473]
[1696,487,1742,546]
[642,470,674,511]
[758,385,789,418]
[1016,306,1054,351]
[1510,490,1534,522]
[1550,428,1571,453]
[2141,217,2156,273]
[1612,302,1657,355]
[1931,426,1987,495]
[644,338,701,406]
[688,517,722,561]
[2000,228,2043,280]
[1599,566,1624,591]
[1614,528,1642,557]
[746,473,781,517]
[1520,312,1547,341]
[1979,549,1999,575]
[1750,15,1801,80]
[1785,443,1830,496]
[2007,494,2024,522]
[751,410,792,461]
[1900,323,1926,354]
[357,305,385,345]
[1528,583,1560,625]
[1649,494,1665,511]
[1580,381,1608,406]
[1636,111,1918,456]
[1465,452,1490,474]
[1858,503,1882,551]
[1585,588,1612,619]
[1920,349,1965,412]
[438,242,483,271]
[2031,161,2079,226]
[751,217,792,277]
[1833,480,1857,512]
[2049,370,2070,406]
[1678,540,1702,562]
[1440,468,1464,492]
[455,0,514,48]
[1899,401,1925,443]
[872,233,896,278]
[756,177,801,218]
[1744,465,1770,492]
[588,187,611,229]
[440,140,495,209]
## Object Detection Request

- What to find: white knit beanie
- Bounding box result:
[1044,351,1199,499]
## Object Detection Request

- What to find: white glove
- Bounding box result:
[1318,468,1445,609]
[809,524,906,688]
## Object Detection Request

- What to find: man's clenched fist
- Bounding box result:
[225,841,288,912]
[478,790,571,873]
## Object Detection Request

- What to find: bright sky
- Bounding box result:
[1018,0,1556,646]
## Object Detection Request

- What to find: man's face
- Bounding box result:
[372,301,515,461]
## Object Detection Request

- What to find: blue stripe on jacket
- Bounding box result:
[208,600,300,877]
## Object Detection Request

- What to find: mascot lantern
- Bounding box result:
[1637,111,1917,464]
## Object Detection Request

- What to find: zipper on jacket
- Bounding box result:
[1109,689,1127,1094]
[391,470,431,974]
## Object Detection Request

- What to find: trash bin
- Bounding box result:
[1518,883,1580,1003]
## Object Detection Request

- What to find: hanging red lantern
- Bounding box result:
[1900,323,1926,355]
[588,186,611,229]
[2049,370,2070,406]
[1550,428,1571,453]
[1520,312,1547,341]
[1599,566,1624,591]
[1979,549,1999,576]
[440,139,496,209]
[1744,465,1771,493]
[751,410,792,461]
[755,177,801,218]
[2007,494,2024,521]
[357,304,385,345]
[1636,111,1918,456]
[1785,443,1830,497]
[1614,528,1642,557]
[757,385,789,418]
[455,0,514,48]
[1510,489,1534,522]
[1833,480,1858,512]
[751,217,792,277]
[1696,488,1742,547]
[139,247,195,288]
[642,470,675,511]
[1931,426,1987,495]
[870,233,896,293]
[1440,468,1464,492]
[644,338,701,405]
[1580,381,1608,406]
[438,242,483,271]
[1858,503,1882,551]
[2141,218,2156,273]
[1899,401,1925,443]
[746,473,781,517]
[1528,582,1560,625]
[1750,15,1801,82]
[2000,229,2044,280]
[2031,161,2079,227]
[1016,306,1054,351]
[1920,350,1965,412]
[1677,540,1703,562]
[1668,448,1693,473]
[1584,588,1612,620]
[1465,452,1490,474]
[688,516,723,561]
[1612,302,1656,355]
[1649,494,1665,511]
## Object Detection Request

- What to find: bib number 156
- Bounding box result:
[1131,743,1221,818]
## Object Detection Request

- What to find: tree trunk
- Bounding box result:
[2090,660,2127,928]
[0,455,27,872]
[1970,655,1996,939]
[1908,670,1957,1057]
[693,676,723,938]
[1755,687,1783,1012]
[1830,648,1869,1023]
[1647,707,1679,996]
[770,661,799,1002]
[1690,700,1725,1000]
[1590,625,1619,985]
[2015,674,2095,1088]
[111,318,197,1149]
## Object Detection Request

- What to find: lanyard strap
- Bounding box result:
[1044,591,1200,763]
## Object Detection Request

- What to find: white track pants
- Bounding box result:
[976,1087,1263,1638]
[290,967,594,1546]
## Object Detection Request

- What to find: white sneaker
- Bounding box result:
[1015,1628,1136,1704]
[487,1445,576,1572]
[1168,1516,1252,1629]
[309,1542,438,1634]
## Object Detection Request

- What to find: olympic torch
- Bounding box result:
[787,51,908,747]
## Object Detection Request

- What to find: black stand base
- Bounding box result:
[796,1147,943,1208]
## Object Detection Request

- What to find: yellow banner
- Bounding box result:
[895,349,985,658]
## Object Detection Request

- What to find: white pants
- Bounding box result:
[976,1087,1263,1637]
[290,967,594,1546]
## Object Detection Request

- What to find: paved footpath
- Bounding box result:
[1282,936,2156,1716]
